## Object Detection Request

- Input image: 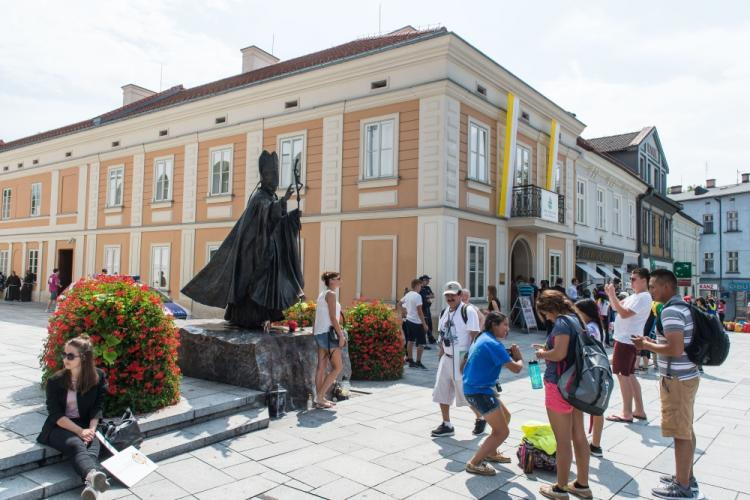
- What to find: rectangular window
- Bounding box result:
[103,246,121,275]
[728,210,739,232]
[151,245,170,290]
[576,179,586,224]
[363,118,395,179]
[628,202,635,238]
[728,251,739,273]
[210,148,232,195]
[0,250,8,275]
[153,157,173,202]
[467,240,487,299]
[27,249,39,279]
[1,188,11,219]
[704,252,714,273]
[468,121,489,183]
[279,135,304,188]
[596,188,606,229]
[613,195,622,235]
[549,252,562,285]
[703,213,714,234]
[641,208,650,243]
[30,183,41,217]
[107,166,124,207]
[207,244,220,262]
[553,160,562,194]
[514,145,531,186]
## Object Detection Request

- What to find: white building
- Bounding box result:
[573,138,649,291]
[671,210,702,297]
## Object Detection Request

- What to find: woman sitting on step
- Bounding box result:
[37,335,110,500]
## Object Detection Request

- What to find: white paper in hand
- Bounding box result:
[96,432,157,488]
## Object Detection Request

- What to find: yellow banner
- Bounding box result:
[546,119,559,191]
[498,92,521,217]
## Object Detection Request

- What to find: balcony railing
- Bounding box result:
[511,185,565,224]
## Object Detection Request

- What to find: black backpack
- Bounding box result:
[658,299,730,366]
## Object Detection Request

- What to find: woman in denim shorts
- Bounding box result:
[461,312,523,476]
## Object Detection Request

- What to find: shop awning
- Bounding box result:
[597,265,618,279]
[576,262,604,279]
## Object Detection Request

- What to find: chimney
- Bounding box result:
[669,185,682,194]
[742,173,749,183]
[121,84,156,106]
[241,46,279,73]
[706,178,716,188]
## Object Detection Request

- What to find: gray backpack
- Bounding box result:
[556,316,613,416]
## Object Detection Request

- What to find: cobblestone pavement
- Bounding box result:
[2,301,750,499]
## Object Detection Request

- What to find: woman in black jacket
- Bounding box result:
[38,335,109,500]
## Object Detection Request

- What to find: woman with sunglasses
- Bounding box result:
[313,271,347,409]
[38,335,109,500]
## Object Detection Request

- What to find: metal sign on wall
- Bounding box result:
[576,245,624,266]
[540,190,559,223]
[673,262,692,279]
[698,283,718,291]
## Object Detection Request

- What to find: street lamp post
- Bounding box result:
[715,196,723,296]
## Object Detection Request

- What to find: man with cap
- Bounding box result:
[431,281,481,437]
[419,275,436,346]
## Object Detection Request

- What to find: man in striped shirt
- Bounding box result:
[632,269,700,500]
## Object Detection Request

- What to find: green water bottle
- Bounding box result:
[528,360,543,390]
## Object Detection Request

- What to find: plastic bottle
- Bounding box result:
[528,360,543,390]
[306,393,313,411]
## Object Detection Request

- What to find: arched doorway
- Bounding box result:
[509,237,533,321]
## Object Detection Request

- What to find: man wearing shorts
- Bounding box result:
[606,267,652,423]
[431,281,480,437]
[633,269,700,499]
[401,279,429,369]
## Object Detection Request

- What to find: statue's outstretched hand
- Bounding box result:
[283,184,294,201]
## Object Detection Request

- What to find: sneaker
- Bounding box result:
[423,345,432,350]
[80,485,97,500]
[408,361,417,368]
[589,443,603,457]
[652,481,694,499]
[431,423,455,437]
[539,484,569,499]
[465,461,496,476]
[415,361,428,370]
[472,418,487,435]
[485,452,512,463]
[566,481,593,499]
[90,470,109,493]
[659,474,699,493]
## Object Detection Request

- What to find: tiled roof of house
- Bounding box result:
[576,136,647,186]
[586,126,657,154]
[0,28,447,153]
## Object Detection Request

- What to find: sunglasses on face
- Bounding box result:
[63,352,80,361]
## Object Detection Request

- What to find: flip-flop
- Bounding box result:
[314,401,333,409]
[606,415,633,423]
[633,414,647,421]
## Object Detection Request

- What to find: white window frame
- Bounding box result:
[596,187,606,229]
[0,250,8,275]
[514,144,531,186]
[728,251,739,273]
[576,179,586,225]
[728,210,739,232]
[360,113,399,181]
[628,201,635,238]
[27,249,39,279]
[466,238,489,300]
[103,245,121,275]
[106,165,125,208]
[704,252,714,273]
[30,182,41,217]
[552,160,562,194]
[208,145,233,196]
[549,251,562,285]
[703,213,714,234]
[151,245,171,291]
[206,242,221,263]
[467,118,490,183]
[277,131,307,191]
[1,188,11,220]
[153,156,174,202]
[613,194,622,235]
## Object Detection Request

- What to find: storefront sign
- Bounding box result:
[677,279,692,287]
[576,245,624,266]
[673,262,692,279]
[540,190,559,223]
[698,283,718,291]
[727,281,750,292]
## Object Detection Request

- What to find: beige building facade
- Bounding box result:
[0,28,586,314]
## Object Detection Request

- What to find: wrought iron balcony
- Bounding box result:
[511,185,565,224]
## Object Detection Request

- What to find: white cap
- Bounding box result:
[443,281,462,295]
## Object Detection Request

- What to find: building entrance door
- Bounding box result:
[57,249,73,292]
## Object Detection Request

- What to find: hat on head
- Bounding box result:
[443,281,462,295]
[418,275,431,281]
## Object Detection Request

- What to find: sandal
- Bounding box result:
[314,401,333,409]
[633,414,647,421]
[605,415,633,423]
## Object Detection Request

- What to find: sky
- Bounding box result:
[1,0,748,187]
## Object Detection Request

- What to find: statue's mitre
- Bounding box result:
[258,150,278,174]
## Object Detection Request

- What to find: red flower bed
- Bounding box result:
[40,275,181,416]
[344,301,403,380]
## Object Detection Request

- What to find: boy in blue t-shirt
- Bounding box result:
[461,312,524,476]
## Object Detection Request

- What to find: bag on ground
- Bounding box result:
[517,438,556,474]
[97,408,144,451]
[556,316,614,416]
[520,420,556,455]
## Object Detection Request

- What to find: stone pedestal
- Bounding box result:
[178,323,351,408]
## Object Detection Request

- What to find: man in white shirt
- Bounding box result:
[431,281,481,437]
[606,268,653,423]
[567,278,579,300]
[400,279,429,369]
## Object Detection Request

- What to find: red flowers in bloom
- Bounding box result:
[343,301,403,381]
